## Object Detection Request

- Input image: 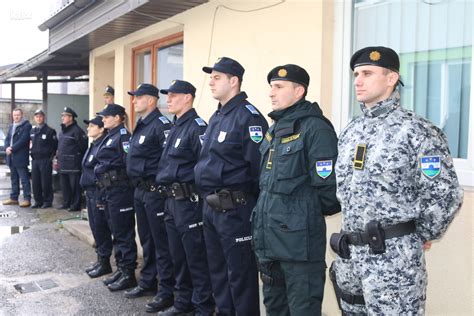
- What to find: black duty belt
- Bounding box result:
[96,169,130,189]
[168,182,198,201]
[344,221,416,246]
[205,189,249,212]
[132,177,157,192]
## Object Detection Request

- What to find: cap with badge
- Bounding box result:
[97,103,126,116]
[62,107,78,118]
[267,64,310,87]
[350,46,403,86]
[104,85,115,96]
[128,83,159,98]
[83,116,104,128]
[202,57,245,80]
[160,80,196,97]
[34,109,45,116]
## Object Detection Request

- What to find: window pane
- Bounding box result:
[135,50,152,84]
[156,43,183,116]
[352,0,472,158]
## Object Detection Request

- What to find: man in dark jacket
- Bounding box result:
[3,108,32,207]
[56,107,88,212]
[252,64,340,316]
[30,109,58,209]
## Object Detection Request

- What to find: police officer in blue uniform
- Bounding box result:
[124,83,175,310]
[195,57,269,315]
[95,104,138,291]
[80,116,114,278]
[57,107,88,212]
[30,109,58,209]
[156,80,215,316]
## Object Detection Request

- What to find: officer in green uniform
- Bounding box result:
[252,64,340,316]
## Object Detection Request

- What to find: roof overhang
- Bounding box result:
[0,0,207,83]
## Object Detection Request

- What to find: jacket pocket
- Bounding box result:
[270,139,307,194]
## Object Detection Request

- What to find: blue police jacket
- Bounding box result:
[156,108,207,185]
[57,121,87,173]
[194,92,269,195]
[30,124,58,160]
[94,123,131,178]
[5,119,32,168]
[80,133,107,189]
[126,108,171,179]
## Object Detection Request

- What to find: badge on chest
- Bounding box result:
[218,131,227,143]
[139,135,145,144]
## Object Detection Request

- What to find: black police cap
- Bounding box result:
[160,80,196,97]
[350,46,400,72]
[202,57,245,80]
[96,103,126,116]
[83,116,104,128]
[128,83,159,98]
[62,107,77,118]
[104,85,114,96]
[267,64,310,87]
[34,109,45,116]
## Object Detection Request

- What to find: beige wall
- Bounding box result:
[90,0,473,314]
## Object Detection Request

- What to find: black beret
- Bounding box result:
[267,64,310,87]
[104,85,114,96]
[202,57,245,80]
[62,107,77,118]
[83,116,104,128]
[350,46,400,72]
[97,103,126,116]
[160,80,196,97]
[128,83,159,98]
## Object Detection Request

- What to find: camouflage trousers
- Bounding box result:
[334,233,427,315]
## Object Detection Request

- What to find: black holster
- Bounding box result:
[259,262,285,287]
[169,182,198,201]
[330,232,351,259]
[366,220,386,254]
[205,189,247,212]
[329,261,365,310]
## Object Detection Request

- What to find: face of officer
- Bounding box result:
[87,123,104,140]
[167,93,193,118]
[133,95,156,116]
[34,114,45,125]
[104,94,114,105]
[102,114,121,130]
[353,65,399,108]
[61,113,74,126]
[269,80,306,111]
[12,110,23,123]
[209,71,240,105]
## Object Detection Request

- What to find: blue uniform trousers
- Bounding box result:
[59,173,81,210]
[134,187,175,296]
[165,197,215,315]
[85,188,113,258]
[103,185,137,270]
[31,158,53,205]
[202,196,260,316]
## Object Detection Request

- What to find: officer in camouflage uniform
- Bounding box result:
[252,64,340,316]
[330,46,464,314]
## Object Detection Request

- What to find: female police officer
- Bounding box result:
[80,116,113,278]
[95,104,138,291]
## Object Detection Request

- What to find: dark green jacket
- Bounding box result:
[252,99,340,262]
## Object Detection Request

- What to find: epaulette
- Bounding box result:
[194,117,207,126]
[120,128,127,135]
[245,104,260,116]
[159,116,170,124]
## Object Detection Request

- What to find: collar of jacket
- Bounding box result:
[217,91,248,115]
[360,88,400,118]
[137,108,161,127]
[174,108,197,126]
[108,123,125,136]
[92,133,107,145]
[61,121,77,131]
[269,99,323,138]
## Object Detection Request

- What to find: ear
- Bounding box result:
[295,84,305,99]
[229,76,239,88]
[387,71,399,87]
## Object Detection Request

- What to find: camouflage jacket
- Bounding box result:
[336,90,463,241]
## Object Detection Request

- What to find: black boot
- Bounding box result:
[85,255,100,273]
[87,257,112,278]
[103,268,122,286]
[107,268,137,292]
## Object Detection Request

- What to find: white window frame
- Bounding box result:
[331,0,474,187]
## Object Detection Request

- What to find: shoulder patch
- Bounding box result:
[120,128,127,135]
[249,126,263,143]
[316,160,333,179]
[122,141,130,153]
[420,155,441,179]
[159,116,170,124]
[195,117,207,126]
[245,104,260,116]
